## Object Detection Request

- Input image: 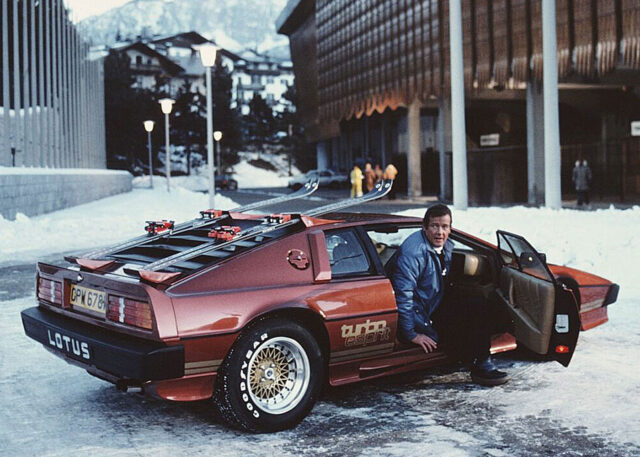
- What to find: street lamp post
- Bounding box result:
[159,98,175,192]
[143,120,155,189]
[214,130,222,176]
[195,43,218,209]
[288,124,293,176]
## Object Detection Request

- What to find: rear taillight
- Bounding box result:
[106,295,153,330]
[37,277,63,306]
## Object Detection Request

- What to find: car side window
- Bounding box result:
[498,232,551,282]
[450,238,475,252]
[325,229,372,277]
[365,226,421,269]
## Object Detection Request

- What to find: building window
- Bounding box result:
[147,58,152,65]
[251,74,261,85]
[267,76,274,83]
[135,55,142,65]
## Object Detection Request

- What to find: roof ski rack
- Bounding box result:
[70,178,319,262]
[134,179,393,274]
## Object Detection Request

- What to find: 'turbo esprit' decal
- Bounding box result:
[341,319,390,347]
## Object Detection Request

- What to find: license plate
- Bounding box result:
[70,284,107,316]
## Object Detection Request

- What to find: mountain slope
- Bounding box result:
[79,0,289,58]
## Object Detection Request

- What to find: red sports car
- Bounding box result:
[21,180,618,432]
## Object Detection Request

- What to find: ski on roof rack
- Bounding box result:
[133,179,393,275]
[69,178,319,262]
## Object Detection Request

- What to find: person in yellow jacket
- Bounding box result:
[383,163,398,199]
[350,164,363,198]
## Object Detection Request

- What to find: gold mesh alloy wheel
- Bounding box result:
[247,336,310,415]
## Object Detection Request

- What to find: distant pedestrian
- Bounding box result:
[364,162,376,192]
[383,163,398,199]
[350,163,363,198]
[374,164,383,184]
[572,159,592,206]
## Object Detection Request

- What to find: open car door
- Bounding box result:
[495,231,580,367]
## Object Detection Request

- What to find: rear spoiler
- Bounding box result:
[604,283,619,306]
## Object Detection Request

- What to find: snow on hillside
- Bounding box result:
[79,0,289,57]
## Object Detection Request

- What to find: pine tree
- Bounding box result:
[104,50,162,174]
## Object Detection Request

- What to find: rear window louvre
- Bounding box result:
[105,219,298,276]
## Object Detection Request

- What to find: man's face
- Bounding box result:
[425,214,451,247]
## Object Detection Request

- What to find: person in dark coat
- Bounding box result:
[572,159,593,206]
[386,204,509,386]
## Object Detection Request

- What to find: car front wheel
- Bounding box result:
[214,318,325,432]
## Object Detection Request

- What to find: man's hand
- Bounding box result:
[411,334,437,354]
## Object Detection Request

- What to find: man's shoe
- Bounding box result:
[471,356,510,386]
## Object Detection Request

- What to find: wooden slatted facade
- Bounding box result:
[278,0,640,204]
[292,0,640,132]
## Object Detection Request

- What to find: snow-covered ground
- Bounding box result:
[1,167,639,454]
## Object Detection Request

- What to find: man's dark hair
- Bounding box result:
[423,204,452,226]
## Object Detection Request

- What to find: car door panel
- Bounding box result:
[497,266,555,354]
[497,231,580,366]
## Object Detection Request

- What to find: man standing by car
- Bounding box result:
[388,204,509,386]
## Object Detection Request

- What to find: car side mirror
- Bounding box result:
[519,251,544,268]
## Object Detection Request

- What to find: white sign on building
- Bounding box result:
[631,120,640,137]
[480,133,500,147]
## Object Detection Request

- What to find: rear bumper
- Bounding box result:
[21,306,184,382]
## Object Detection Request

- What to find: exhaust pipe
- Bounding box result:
[116,379,141,392]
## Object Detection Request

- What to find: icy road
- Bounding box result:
[1,184,639,456]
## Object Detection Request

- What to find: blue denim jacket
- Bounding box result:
[389,229,453,342]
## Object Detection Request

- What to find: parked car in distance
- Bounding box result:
[288,169,348,189]
[215,174,238,190]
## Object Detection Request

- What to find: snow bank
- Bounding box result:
[232,160,292,188]
[0,177,237,265]
[398,205,640,297]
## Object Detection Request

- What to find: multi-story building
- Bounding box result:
[1,0,120,221]
[277,0,640,205]
[233,53,295,115]
[108,32,295,117]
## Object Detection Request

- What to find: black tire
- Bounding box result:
[214,318,325,432]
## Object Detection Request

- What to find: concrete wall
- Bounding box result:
[0,170,132,220]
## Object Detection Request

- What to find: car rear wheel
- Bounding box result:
[214,318,324,432]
